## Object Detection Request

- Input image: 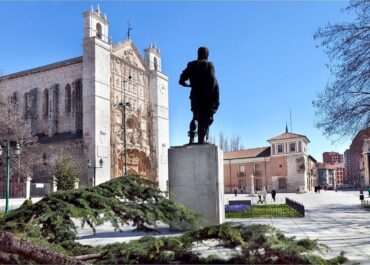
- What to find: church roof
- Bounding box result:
[224,147,271,160]
[111,39,147,70]
[0,57,83,81]
[267,132,310,143]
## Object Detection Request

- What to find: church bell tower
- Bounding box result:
[82,5,111,186]
[145,44,169,192]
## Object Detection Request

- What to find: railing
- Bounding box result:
[254,170,262,176]
[30,183,51,198]
[0,182,26,199]
[361,200,369,207]
[286,198,305,217]
[237,172,246,177]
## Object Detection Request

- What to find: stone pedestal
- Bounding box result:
[169,144,224,226]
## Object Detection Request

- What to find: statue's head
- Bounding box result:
[197,47,209,60]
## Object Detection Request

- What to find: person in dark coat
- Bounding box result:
[179,47,220,144]
[271,189,276,202]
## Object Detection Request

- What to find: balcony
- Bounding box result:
[254,170,262,176]
[237,171,246,177]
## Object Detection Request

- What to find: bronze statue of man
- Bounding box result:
[179,47,220,144]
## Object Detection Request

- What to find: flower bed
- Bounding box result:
[225,204,301,218]
[225,204,250,212]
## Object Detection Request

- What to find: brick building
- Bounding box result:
[323,152,343,164]
[0,6,169,191]
[322,151,346,187]
[317,163,336,188]
[344,149,352,185]
[224,130,314,193]
[348,127,370,188]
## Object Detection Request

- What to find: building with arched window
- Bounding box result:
[0,5,169,191]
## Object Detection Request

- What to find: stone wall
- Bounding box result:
[287,155,307,192]
[0,58,83,136]
[0,135,87,186]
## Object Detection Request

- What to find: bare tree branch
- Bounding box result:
[313,0,370,140]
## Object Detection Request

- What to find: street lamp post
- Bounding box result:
[87,158,103,186]
[0,141,21,213]
[119,75,132,176]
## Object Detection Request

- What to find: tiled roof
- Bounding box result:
[0,56,83,81]
[224,147,271,160]
[267,132,310,143]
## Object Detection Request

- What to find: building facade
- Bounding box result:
[323,152,344,164]
[321,151,345,187]
[0,6,169,191]
[316,163,336,188]
[224,131,314,193]
[348,127,370,188]
[344,149,352,185]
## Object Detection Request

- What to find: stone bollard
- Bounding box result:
[26,176,32,199]
[52,175,57,192]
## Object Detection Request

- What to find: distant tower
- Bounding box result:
[145,43,169,192]
[82,5,111,186]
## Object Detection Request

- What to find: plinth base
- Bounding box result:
[168,144,224,226]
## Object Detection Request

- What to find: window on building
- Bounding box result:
[10,92,18,104]
[65,84,71,113]
[238,164,245,176]
[290,142,296,152]
[43,89,49,119]
[154,57,158,70]
[254,163,261,176]
[238,179,246,189]
[255,178,262,190]
[278,178,287,189]
[277,144,283,153]
[96,23,102,39]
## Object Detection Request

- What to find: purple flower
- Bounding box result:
[225,204,250,212]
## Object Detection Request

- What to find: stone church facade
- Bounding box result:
[0,6,169,191]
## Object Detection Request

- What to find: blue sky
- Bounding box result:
[0,1,352,161]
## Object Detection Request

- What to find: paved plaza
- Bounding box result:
[76,190,370,264]
[227,191,370,264]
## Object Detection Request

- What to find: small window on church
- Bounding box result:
[154,57,158,70]
[65,84,71,113]
[43,88,49,119]
[96,23,102,39]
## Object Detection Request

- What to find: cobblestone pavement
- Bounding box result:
[226,191,370,264]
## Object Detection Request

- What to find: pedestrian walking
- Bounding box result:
[262,187,267,204]
[257,189,262,204]
[233,187,238,197]
[271,189,276,202]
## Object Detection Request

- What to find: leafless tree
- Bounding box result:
[230,135,241,151]
[313,0,370,140]
[212,132,243,152]
[0,75,38,183]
